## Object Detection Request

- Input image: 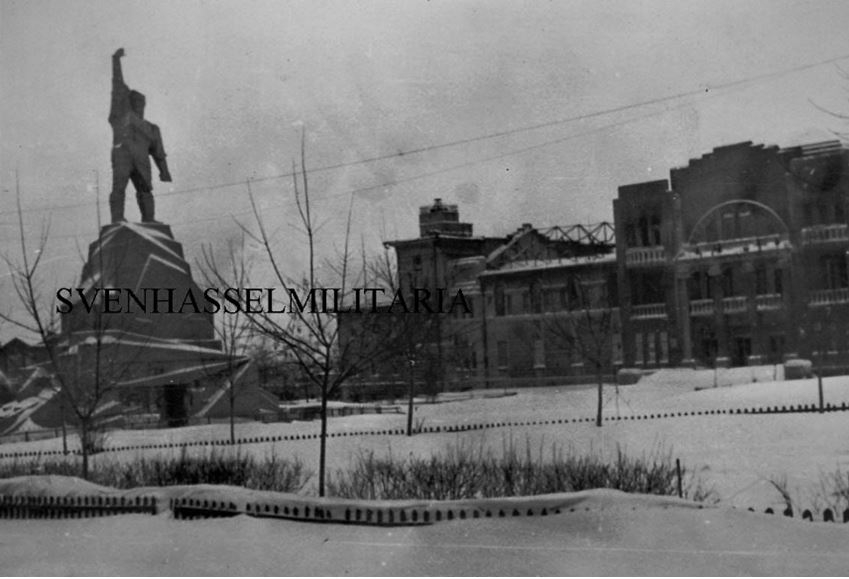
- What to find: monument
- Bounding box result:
[57,50,249,427]
[108,48,171,223]
[0,50,273,438]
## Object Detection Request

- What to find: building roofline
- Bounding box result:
[479,253,617,277]
[384,235,504,247]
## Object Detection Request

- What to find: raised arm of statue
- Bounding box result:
[112,48,125,85]
[109,48,129,124]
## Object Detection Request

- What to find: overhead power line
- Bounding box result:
[2,50,848,220]
[0,89,788,243]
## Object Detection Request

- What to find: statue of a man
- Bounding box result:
[109,48,172,223]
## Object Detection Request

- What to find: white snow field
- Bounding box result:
[1,368,848,574]
[1,480,848,575]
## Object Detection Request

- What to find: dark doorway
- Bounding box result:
[162,385,189,427]
[697,328,718,366]
[768,334,786,364]
[733,336,752,366]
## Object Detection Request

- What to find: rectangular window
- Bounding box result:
[531,285,542,314]
[607,273,619,306]
[612,331,623,365]
[568,279,581,308]
[533,339,545,369]
[647,332,657,365]
[721,267,735,296]
[755,266,768,295]
[543,289,555,312]
[660,331,669,364]
[688,272,703,300]
[631,271,665,305]
[651,216,662,246]
[494,285,505,317]
[774,269,783,295]
[635,333,644,365]
[497,341,509,368]
[824,256,848,290]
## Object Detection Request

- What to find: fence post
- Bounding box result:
[675,458,683,498]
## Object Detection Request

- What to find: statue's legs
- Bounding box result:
[129,171,156,223]
[136,189,155,223]
[110,171,130,223]
[110,148,133,223]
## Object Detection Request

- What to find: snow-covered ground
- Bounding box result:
[2,368,848,511]
[2,485,848,575]
[1,368,848,574]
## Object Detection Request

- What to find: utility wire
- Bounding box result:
[0,89,757,243]
[2,51,848,219]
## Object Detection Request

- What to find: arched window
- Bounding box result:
[687,200,788,247]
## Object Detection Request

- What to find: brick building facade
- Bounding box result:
[384,200,620,389]
[353,139,849,392]
[617,139,849,371]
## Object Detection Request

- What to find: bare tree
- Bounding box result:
[199,234,253,444]
[543,269,618,427]
[218,130,394,496]
[1,176,134,477]
[248,333,300,401]
[366,244,440,435]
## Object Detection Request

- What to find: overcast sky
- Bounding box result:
[2,0,849,341]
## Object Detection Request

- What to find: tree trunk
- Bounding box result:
[318,381,328,497]
[60,397,68,455]
[596,364,603,428]
[406,361,415,436]
[80,421,90,479]
[229,385,235,444]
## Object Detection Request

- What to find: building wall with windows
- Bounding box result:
[479,255,621,386]
[617,139,849,371]
[383,201,619,390]
[350,138,849,394]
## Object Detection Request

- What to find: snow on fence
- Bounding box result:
[171,496,566,526]
[1,401,848,461]
[0,494,157,519]
[171,497,849,527]
[2,491,848,526]
[741,505,849,524]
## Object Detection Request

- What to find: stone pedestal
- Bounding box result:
[59,222,231,426]
[62,222,217,347]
